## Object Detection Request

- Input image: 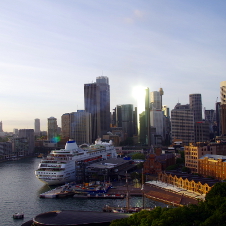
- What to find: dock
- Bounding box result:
[40,186,64,198]
[103,205,143,213]
[73,193,125,199]
[39,182,126,199]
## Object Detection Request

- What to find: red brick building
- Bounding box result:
[144,152,175,175]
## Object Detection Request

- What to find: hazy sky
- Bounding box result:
[1,0,226,132]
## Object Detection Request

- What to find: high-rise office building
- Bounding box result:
[13,128,19,135]
[34,118,40,136]
[220,104,226,135]
[162,105,170,118]
[145,88,150,146]
[189,93,202,122]
[220,81,226,135]
[84,76,110,142]
[205,110,216,123]
[61,113,71,139]
[220,81,226,104]
[133,107,138,136]
[150,110,163,142]
[47,117,58,141]
[205,109,216,138]
[0,121,3,132]
[70,110,91,144]
[18,129,35,154]
[194,121,210,143]
[216,102,221,136]
[115,105,122,127]
[150,90,164,145]
[150,91,162,110]
[116,104,133,137]
[171,103,195,145]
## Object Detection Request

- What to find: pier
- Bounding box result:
[39,181,128,199]
[40,186,64,198]
[39,181,201,208]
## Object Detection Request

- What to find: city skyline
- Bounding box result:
[1,1,226,131]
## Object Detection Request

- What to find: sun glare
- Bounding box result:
[132,86,146,114]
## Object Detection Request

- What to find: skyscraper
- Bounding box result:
[150,91,161,110]
[189,93,202,122]
[115,105,122,127]
[70,110,91,144]
[162,105,170,118]
[18,129,35,154]
[34,118,40,136]
[145,87,150,146]
[47,117,58,141]
[216,101,221,136]
[220,81,226,104]
[150,90,165,145]
[220,81,226,135]
[13,128,19,135]
[116,104,134,137]
[84,76,110,142]
[171,103,195,145]
[0,121,3,132]
[61,113,71,139]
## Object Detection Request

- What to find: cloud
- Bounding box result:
[124,17,134,24]
[134,10,145,18]
[123,9,145,24]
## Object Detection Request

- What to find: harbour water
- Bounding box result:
[0,157,166,226]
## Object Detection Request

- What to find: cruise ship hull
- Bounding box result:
[35,139,117,186]
[37,178,66,186]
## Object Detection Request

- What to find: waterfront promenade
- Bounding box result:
[108,181,201,207]
[40,180,203,207]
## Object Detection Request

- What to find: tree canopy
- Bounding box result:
[131,153,145,160]
[110,182,226,226]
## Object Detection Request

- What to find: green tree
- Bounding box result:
[131,153,145,160]
[181,166,190,173]
[110,182,226,226]
[205,182,226,201]
[176,157,184,164]
[166,164,178,170]
[0,137,9,142]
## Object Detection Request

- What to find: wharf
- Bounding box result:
[73,193,125,199]
[107,184,143,196]
[39,182,124,199]
[40,186,64,198]
[39,181,201,207]
[103,205,143,213]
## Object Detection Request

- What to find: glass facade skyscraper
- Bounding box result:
[189,93,202,122]
[84,76,110,142]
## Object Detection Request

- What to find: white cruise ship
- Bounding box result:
[35,139,117,185]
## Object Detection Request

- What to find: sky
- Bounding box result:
[0,0,226,132]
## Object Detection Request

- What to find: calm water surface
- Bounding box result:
[0,158,166,226]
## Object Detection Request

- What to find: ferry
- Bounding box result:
[35,139,117,185]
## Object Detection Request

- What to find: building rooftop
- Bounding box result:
[87,158,131,169]
[165,171,220,186]
[200,154,226,161]
[22,210,130,226]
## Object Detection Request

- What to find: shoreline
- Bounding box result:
[109,182,200,207]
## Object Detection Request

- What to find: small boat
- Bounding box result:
[103,205,142,213]
[112,209,124,213]
[13,213,24,219]
[37,153,43,158]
